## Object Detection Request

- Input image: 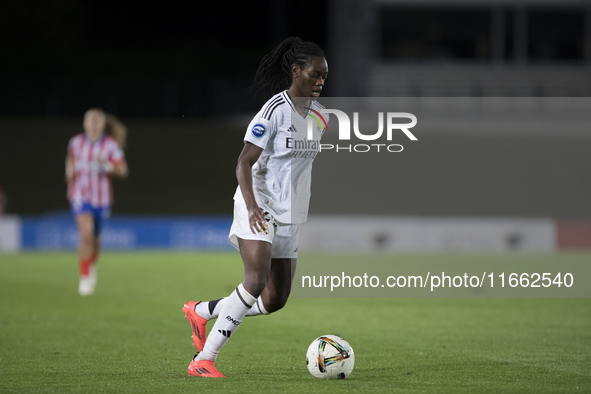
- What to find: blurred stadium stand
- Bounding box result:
[328,0,591,97]
[2,0,589,116]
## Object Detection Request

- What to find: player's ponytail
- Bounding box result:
[104,113,128,149]
[250,37,325,98]
[85,107,128,149]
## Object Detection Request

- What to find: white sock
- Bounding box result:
[197,296,269,320]
[194,298,224,320]
[245,296,269,317]
[196,283,256,361]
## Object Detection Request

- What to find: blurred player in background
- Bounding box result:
[65,108,128,296]
[183,37,328,377]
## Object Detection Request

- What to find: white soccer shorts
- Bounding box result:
[228,201,299,259]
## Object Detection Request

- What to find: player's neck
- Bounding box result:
[85,131,104,143]
[285,90,311,118]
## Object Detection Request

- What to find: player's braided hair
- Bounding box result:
[250,37,325,98]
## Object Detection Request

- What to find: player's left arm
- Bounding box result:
[101,143,128,178]
[65,138,76,183]
[65,155,75,183]
[111,159,128,178]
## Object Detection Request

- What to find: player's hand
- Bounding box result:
[247,205,268,235]
[97,157,114,173]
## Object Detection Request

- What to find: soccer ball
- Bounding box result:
[306,335,355,379]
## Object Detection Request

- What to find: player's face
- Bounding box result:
[292,56,328,98]
[83,110,106,141]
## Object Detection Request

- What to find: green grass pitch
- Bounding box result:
[1,251,590,393]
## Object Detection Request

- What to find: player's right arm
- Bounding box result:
[239,98,279,234]
[65,154,76,183]
[236,142,266,234]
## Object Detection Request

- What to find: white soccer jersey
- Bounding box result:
[234,91,327,224]
[67,133,125,208]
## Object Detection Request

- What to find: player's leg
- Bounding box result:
[189,238,271,377]
[192,258,295,319]
[86,234,100,291]
[88,206,106,284]
[255,223,299,313]
[240,238,274,296]
[193,225,297,318]
[76,213,94,261]
[258,257,297,313]
[197,238,271,359]
[90,235,100,272]
[83,206,108,294]
[184,200,272,348]
[90,234,100,265]
[75,212,96,295]
[90,205,109,265]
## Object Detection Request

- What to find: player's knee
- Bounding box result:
[79,229,94,245]
[265,299,286,314]
[243,274,268,298]
[265,291,290,313]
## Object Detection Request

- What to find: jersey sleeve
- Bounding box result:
[67,136,76,157]
[243,110,278,150]
[108,140,125,164]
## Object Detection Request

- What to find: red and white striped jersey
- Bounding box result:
[67,133,125,207]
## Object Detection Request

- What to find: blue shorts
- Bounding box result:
[70,201,111,236]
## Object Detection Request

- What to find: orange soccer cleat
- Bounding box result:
[182,301,208,352]
[188,358,226,378]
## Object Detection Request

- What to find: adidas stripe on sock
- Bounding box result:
[196,295,269,320]
[196,283,256,361]
[194,298,224,320]
[245,296,269,316]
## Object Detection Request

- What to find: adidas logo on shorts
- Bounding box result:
[263,211,278,228]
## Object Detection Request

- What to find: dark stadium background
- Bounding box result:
[1,0,589,220]
[0,0,328,215]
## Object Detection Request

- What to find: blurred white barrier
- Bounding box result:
[0,216,21,252]
[300,215,556,253]
[0,214,572,253]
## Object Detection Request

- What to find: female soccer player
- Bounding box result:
[183,37,328,378]
[66,108,128,296]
